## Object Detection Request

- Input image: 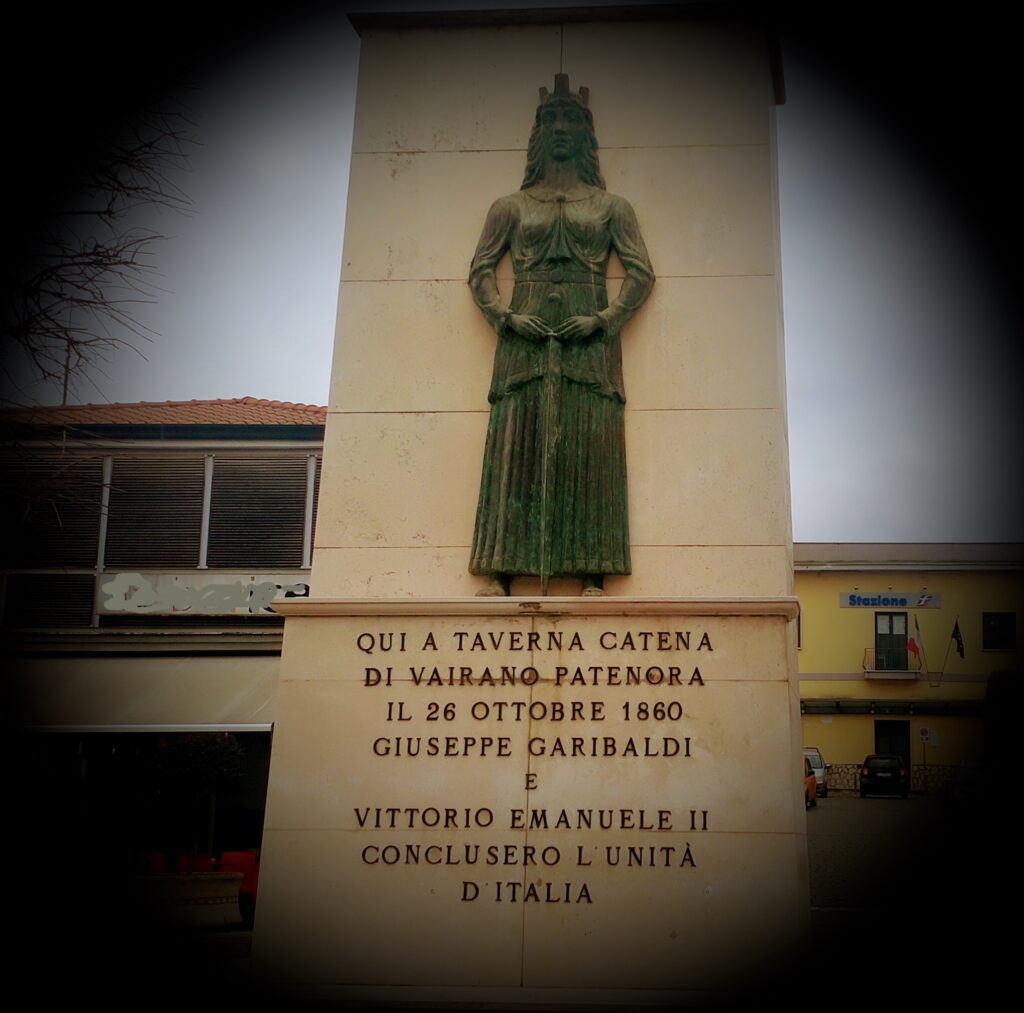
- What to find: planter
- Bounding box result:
[128,872,244,929]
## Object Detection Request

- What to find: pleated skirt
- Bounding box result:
[470,378,630,577]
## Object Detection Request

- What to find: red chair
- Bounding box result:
[144,852,167,873]
[218,850,259,898]
[173,852,214,873]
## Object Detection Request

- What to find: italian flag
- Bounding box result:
[908,616,924,658]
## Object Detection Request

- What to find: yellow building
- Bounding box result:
[795,542,1022,793]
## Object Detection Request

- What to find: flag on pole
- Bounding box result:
[908,616,924,659]
[951,619,965,658]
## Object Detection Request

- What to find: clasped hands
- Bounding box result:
[508,313,601,343]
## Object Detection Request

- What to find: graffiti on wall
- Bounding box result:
[100,572,310,615]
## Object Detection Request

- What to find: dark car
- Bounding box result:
[859,754,909,798]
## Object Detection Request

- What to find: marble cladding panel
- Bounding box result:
[340,145,773,283]
[340,150,523,283]
[330,275,781,414]
[330,280,494,414]
[524,681,797,833]
[607,545,792,598]
[352,26,561,153]
[265,680,534,831]
[307,545,792,599]
[622,275,781,411]
[309,547,484,598]
[601,145,775,279]
[627,408,791,546]
[520,831,804,989]
[313,411,486,551]
[255,827,528,986]
[352,21,773,153]
[562,20,774,149]
[312,407,788,562]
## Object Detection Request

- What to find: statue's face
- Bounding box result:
[538,101,587,163]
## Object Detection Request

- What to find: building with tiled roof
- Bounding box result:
[4,398,331,923]
[2,397,326,430]
[3,397,326,638]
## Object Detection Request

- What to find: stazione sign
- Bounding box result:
[840,592,943,608]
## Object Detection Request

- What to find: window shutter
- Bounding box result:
[311,455,322,552]
[207,456,308,568]
[105,456,204,567]
[1,456,103,567]
[3,573,96,628]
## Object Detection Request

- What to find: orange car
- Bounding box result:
[803,756,817,808]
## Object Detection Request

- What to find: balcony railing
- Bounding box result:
[862,648,922,677]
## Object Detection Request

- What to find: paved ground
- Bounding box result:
[807,793,957,910]
[805,792,1006,1004]
[18,789,1003,1007]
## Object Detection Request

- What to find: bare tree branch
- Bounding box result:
[2,102,196,405]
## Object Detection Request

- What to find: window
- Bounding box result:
[106,456,205,567]
[207,456,310,567]
[982,612,1016,651]
[874,612,907,670]
[3,448,320,629]
[8,451,320,572]
[1,455,104,567]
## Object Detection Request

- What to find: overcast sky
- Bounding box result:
[5,3,1020,544]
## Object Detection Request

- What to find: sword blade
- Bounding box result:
[539,334,562,596]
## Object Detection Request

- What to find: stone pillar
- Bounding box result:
[255,9,805,1006]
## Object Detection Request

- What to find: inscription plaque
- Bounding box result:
[257,606,804,995]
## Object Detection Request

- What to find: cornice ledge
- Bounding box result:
[273,596,799,619]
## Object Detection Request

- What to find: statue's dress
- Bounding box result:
[468,185,654,579]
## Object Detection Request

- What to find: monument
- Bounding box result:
[256,8,806,1006]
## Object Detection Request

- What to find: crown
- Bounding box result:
[538,73,589,108]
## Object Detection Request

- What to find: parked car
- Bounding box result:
[803,756,817,808]
[859,754,909,798]
[802,746,830,797]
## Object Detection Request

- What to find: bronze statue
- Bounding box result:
[469,74,654,596]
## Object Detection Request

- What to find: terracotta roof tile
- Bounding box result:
[1,397,327,427]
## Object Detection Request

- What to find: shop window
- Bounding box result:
[982,612,1016,651]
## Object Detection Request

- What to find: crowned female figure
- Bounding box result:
[469,75,654,596]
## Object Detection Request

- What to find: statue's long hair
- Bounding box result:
[520,103,605,190]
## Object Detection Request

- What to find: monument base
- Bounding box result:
[254,597,807,1003]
